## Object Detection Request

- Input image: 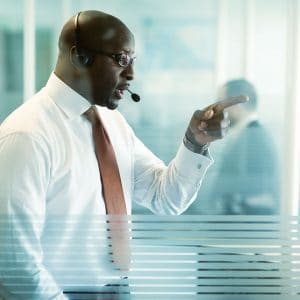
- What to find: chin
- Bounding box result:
[104,97,119,110]
[94,97,118,110]
[107,102,118,110]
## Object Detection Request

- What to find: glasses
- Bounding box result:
[85,48,136,68]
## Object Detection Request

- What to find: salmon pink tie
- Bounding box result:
[84,106,130,270]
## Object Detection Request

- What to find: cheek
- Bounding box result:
[88,61,122,98]
[89,60,116,84]
[96,69,120,90]
[91,75,118,101]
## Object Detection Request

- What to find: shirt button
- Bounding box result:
[197,163,202,169]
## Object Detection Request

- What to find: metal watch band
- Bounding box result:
[183,134,210,154]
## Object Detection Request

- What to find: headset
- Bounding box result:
[74,12,94,67]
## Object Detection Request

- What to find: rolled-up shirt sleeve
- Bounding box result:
[0,132,67,300]
[133,134,213,215]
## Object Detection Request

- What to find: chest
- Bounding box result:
[46,116,133,214]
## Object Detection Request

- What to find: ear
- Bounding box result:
[70,46,82,69]
[70,45,94,69]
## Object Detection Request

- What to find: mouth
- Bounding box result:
[114,84,129,100]
[115,89,124,99]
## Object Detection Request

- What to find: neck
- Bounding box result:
[54,68,93,105]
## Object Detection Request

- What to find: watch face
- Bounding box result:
[183,135,209,154]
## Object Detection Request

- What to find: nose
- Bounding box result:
[121,63,134,81]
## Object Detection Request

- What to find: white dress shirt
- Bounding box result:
[0,73,213,299]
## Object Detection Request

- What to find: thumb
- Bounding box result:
[203,109,214,120]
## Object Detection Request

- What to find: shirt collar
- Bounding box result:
[44,72,91,120]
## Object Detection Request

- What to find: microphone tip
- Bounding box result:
[131,93,140,102]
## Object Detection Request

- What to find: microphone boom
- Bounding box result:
[126,89,140,102]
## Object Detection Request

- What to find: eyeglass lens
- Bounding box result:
[118,53,135,67]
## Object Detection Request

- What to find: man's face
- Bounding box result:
[83,29,135,109]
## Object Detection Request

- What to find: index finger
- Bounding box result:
[210,95,249,113]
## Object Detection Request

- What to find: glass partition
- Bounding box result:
[1,215,299,299]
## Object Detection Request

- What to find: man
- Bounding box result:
[0,10,244,299]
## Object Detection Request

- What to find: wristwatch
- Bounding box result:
[183,134,210,155]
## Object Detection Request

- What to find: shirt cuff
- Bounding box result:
[174,142,213,179]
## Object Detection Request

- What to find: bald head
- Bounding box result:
[57,10,133,55]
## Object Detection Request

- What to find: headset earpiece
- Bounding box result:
[75,48,93,67]
[74,12,93,67]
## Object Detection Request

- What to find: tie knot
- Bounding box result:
[84,106,98,125]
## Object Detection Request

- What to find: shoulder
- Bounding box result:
[0,89,58,139]
[245,120,273,141]
[0,89,63,156]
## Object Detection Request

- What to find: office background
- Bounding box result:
[0,0,299,215]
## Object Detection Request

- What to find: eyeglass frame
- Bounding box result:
[82,47,136,68]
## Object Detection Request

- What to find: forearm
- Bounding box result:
[134,142,213,215]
